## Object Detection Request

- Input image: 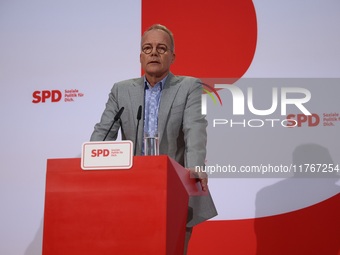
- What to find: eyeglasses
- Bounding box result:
[142,44,169,54]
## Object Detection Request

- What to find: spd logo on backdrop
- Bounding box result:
[32,89,85,103]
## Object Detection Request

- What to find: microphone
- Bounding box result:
[103,107,125,141]
[134,105,142,155]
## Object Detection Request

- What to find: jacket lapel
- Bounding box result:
[158,73,181,144]
[128,78,145,154]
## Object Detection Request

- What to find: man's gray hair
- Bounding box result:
[142,24,175,52]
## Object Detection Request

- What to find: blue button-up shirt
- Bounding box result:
[143,75,167,137]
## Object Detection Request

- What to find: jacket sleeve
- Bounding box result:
[90,84,121,141]
[183,79,207,168]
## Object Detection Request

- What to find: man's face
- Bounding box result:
[140,29,175,80]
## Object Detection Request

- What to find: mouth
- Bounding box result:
[148,60,160,64]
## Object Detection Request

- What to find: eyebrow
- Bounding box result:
[142,43,168,47]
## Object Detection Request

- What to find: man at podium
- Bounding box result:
[90,24,217,254]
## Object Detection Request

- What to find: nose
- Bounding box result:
[150,47,159,56]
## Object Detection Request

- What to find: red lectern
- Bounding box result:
[42,156,201,255]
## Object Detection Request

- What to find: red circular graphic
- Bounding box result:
[142,0,257,79]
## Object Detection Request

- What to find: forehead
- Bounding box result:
[142,29,171,46]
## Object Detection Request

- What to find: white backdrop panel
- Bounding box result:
[0,1,140,254]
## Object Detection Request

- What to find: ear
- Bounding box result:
[171,52,176,64]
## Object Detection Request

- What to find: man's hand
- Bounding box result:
[198,176,208,192]
[187,168,209,192]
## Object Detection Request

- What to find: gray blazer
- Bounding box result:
[91,72,217,226]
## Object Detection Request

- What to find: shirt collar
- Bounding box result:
[144,75,168,90]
